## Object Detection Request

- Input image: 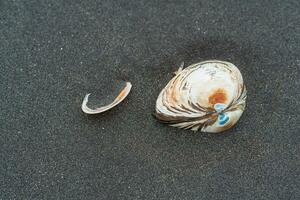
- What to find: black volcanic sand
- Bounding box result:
[1,0,300,199]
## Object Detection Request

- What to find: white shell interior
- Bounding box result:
[187,62,241,108]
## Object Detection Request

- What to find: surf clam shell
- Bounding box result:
[155,60,246,133]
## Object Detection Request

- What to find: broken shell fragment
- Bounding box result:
[155,60,246,133]
[81,82,132,114]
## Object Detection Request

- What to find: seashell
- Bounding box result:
[155,60,246,133]
[82,82,132,114]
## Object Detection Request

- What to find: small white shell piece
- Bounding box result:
[155,60,246,133]
[82,82,132,114]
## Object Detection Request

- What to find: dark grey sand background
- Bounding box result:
[1,0,300,199]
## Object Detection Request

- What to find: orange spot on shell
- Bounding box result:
[208,88,227,105]
[116,88,127,100]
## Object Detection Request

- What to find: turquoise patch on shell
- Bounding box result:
[214,103,226,113]
[219,113,229,125]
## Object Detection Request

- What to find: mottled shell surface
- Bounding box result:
[155,60,247,133]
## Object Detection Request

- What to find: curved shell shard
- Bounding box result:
[81,82,132,114]
[155,60,246,133]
